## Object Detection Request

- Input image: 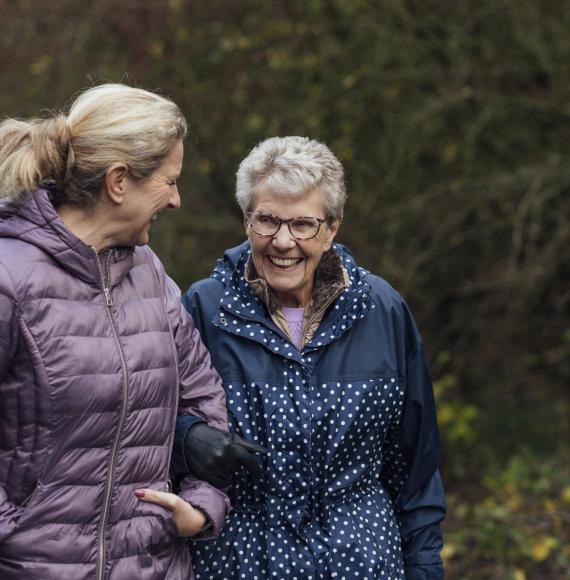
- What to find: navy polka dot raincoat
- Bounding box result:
[175,242,446,579]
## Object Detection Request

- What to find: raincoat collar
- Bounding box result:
[212,241,373,352]
[245,249,349,347]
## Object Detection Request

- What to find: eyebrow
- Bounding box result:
[254,211,321,219]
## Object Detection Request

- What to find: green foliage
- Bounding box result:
[444,453,570,579]
[1,0,568,575]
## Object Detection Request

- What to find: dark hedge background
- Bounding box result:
[1,1,569,577]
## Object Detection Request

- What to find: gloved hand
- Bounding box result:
[184,422,268,489]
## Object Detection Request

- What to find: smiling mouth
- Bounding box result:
[267,256,303,268]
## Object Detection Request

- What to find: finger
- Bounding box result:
[232,445,261,479]
[134,488,178,510]
[233,434,268,454]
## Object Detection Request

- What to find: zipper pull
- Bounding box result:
[104,287,113,307]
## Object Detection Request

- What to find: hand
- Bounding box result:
[135,488,208,537]
[184,422,268,489]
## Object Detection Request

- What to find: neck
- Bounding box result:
[276,286,313,308]
[57,202,117,252]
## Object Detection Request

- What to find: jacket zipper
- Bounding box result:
[93,249,130,580]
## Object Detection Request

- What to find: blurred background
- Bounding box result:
[1,0,568,577]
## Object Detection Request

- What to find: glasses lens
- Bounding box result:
[251,214,280,235]
[290,218,320,239]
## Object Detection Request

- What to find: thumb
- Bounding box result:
[233,434,268,455]
[232,445,261,479]
[135,488,177,511]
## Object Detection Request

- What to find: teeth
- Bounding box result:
[269,256,302,267]
[151,214,158,222]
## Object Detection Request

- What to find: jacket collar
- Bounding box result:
[0,189,134,287]
[244,248,348,315]
[244,249,349,347]
[212,242,372,351]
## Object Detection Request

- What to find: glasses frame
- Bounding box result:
[247,211,330,240]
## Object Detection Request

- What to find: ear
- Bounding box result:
[243,212,251,234]
[103,163,129,205]
[323,215,342,251]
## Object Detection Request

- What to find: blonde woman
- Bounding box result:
[0,84,229,579]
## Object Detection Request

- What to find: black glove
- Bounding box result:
[184,422,268,489]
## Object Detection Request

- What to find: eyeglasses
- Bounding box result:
[247,212,329,240]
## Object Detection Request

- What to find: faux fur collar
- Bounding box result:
[244,248,348,314]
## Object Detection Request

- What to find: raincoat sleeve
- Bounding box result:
[152,252,230,537]
[380,299,446,579]
[0,261,24,542]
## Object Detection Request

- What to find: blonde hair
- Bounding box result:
[0,83,187,206]
[236,136,347,219]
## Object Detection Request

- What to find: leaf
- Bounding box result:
[530,536,557,562]
[441,542,456,560]
[30,56,51,75]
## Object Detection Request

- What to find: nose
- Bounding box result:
[167,186,181,210]
[271,222,296,250]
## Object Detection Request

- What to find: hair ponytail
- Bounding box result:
[0,114,73,199]
[33,115,74,192]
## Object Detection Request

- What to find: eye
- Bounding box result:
[258,214,278,226]
[292,218,316,231]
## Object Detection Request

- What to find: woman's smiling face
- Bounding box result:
[246,186,340,308]
[120,139,184,247]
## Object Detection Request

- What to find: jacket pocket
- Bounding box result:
[2,481,44,545]
[134,481,180,552]
[19,481,42,509]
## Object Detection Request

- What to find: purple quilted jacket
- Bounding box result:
[0,190,230,579]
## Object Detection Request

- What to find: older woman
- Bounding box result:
[176,136,446,579]
[0,84,229,579]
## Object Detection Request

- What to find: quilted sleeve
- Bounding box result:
[149,251,230,532]
[0,261,18,382]
[0,260,23,542]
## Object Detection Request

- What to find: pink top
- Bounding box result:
[282,307,305,349]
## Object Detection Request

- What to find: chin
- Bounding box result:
[136,231,151,246]
[272,279,304,296]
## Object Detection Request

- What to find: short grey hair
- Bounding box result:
[235,136,346,219]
